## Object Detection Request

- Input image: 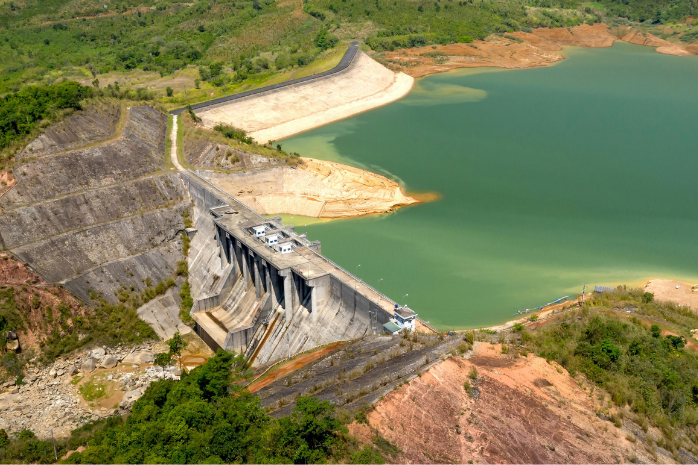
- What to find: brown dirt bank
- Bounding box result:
[203,157,427,219]
[645,278,698,312]
[0,253,87,354]
[375,24,698,78]
[350,342,675,464]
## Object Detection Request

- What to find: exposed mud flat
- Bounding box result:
[378,24,698,78]
[351,342,674,464]
[204,157,420,218]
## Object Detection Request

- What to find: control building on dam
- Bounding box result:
[182,172,424,366]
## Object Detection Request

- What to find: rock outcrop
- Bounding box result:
[0,343,181,439]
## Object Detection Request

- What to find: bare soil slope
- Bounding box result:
[205,157,419,218]
[352,342,670,464]
[378,24,698,78]
[0,253,86,353]
[645,279,698,312]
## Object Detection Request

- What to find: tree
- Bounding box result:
[166,86,173,97]
[315,28,338,50]
[168,332,188,369]
[643,292,654,304]
[651,324,661,338]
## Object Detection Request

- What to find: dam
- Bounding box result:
[0,43,429,368]
[183,171,428,366]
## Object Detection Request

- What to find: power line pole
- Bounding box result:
[50,429,57,461]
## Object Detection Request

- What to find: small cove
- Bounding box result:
[281,42,698,329]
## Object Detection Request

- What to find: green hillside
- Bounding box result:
[1,0,696,96]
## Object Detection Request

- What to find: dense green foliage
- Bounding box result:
[214,123,253,144]
[0,350,370,464]
[0,0,328,93]
[307,0,697,51]
[0,0,696,96]
[522,287,698,437]
[0,82,92,155]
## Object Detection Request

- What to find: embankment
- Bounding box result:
[201,157,420,218]
[0,104,191,340]
[194,51,414,143]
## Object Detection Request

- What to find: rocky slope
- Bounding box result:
[0,103,191,340]
[0,342,181,438]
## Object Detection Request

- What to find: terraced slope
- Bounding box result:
[0,105,189,337]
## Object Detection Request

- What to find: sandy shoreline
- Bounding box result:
[203,157,423,219]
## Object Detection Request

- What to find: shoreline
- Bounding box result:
[438,277,698,334]
[202,156,432,220]
[375,23,698,80]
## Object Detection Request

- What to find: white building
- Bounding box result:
[393,305,417,332]
[279,242,294,254]
[252,225,266,237]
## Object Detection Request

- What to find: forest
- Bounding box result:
[0,350,382,464]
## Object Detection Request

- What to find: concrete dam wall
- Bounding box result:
[182,172,400,366]
[0,105,191,340]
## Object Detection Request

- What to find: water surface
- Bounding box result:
[281,43,698,329]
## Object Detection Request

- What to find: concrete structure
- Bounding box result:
[193,50,414,143]
[182,171,410,366]
[394,305,417,332]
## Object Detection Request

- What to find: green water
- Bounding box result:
[280,42,698,329]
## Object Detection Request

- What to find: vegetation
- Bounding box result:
[0,0,695,103]
[0,350,378,464]
[521,287,698,439]
[155,332,188,368]
[0,82,92,166]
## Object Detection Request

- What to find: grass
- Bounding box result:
[78,375,114,401]
[178,107,300,170]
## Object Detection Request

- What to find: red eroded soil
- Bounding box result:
[0,254,87,352]
[246,341,346,393]
[351,342,659,464]
[378,23,698,78]
[0,169,15,197]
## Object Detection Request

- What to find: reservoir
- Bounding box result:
[281,42,698,329]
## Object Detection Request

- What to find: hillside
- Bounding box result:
[1,0,696,102]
